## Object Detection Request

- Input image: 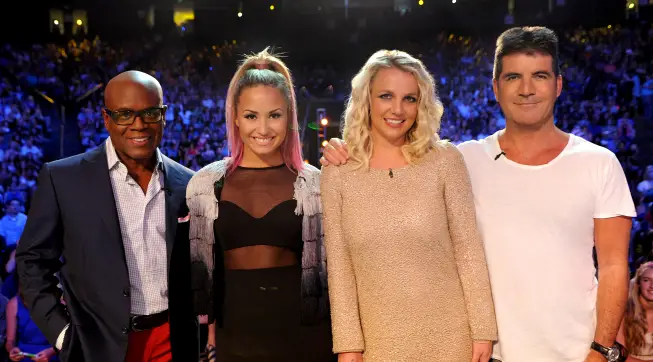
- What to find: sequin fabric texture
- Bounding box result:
[320,143,497,362]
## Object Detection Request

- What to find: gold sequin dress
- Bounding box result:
[320,143,497,362]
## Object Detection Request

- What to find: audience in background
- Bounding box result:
[0,22,649,321]
[5,281,57,361]
[618,262,653,361]
[0,78,49,209]
[0,200,26,250]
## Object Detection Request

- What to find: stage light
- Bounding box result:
[321,140,328,147]
[53,20,59,25]
[418,0,424,5]
[270,5,275,10]
[628,2,635,9]
[607,25,612,29]
[76,19,83,26]
[237,12,243,17]
[320,118,328,126]
[452,0,456,3]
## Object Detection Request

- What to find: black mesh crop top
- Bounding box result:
[213,164,303,256]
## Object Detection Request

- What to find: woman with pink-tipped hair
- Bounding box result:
[185,48,333,362]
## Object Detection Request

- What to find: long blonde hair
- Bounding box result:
[342,49,444,170]
[625,262,653,354]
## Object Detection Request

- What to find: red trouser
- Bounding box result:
[125,321,172,362]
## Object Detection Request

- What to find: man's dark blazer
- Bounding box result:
[15,144,199,362]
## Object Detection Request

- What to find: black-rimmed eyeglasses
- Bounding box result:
[103,106,168,126]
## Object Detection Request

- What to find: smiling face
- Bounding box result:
[369,67,419,147]
[493,52,562,129]
[640,268,653,303]
[103,79,164,163]
[235,85,288,166]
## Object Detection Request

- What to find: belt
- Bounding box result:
[129,310,169,332]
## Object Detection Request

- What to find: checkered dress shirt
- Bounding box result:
[106,138,169,315]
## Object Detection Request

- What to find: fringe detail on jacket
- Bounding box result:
[186,159,329,324]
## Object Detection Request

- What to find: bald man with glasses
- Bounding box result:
[16,71,199,362]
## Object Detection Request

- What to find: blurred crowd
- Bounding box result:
[0,77,48,210]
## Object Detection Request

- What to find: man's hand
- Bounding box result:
[338,352,363,362]
[471,341,492,362]
[320,138,349,167]
[583,349,606,362]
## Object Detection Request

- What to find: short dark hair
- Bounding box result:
[493,26,560,80]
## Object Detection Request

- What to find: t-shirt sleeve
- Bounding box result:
[593,153,636,219]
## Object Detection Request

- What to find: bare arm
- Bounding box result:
[207,322,216,361]
[207,322,215,348]
[592,216,631,348]
[615,319,625,346]
[5,298,17,353]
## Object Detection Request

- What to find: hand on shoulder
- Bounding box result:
[321,138,349,167]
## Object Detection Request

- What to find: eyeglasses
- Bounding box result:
[103,106,167,126]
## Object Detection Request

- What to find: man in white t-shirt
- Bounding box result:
[320,27,634,362]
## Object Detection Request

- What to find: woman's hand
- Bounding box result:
[8,347,22,362]
[32,347,56,362]
[338,352,363,362]
[471,340,492,362]
[33,347,56,362]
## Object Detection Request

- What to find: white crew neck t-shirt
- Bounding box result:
[458,131,636,362]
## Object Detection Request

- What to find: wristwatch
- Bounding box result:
[590,341,627,362]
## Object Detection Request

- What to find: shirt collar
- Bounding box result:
[105,137,163,172]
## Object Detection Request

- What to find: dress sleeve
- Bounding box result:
[320,166,365,353]
[442,144,498,341]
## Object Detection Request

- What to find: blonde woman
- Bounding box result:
[186,49,333,362]
[617,262,653,361]
[320,50,497,362]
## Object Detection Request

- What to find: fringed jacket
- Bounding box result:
[185,159,329,325]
